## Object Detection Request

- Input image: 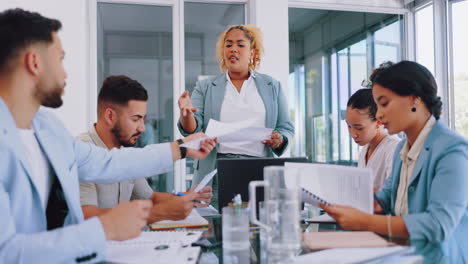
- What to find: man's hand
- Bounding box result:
[184,133,218,160]
[192,185,213,208]
[148,191,197,223]
[99,199,152,241]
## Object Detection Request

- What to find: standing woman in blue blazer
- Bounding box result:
[177,25,294,205]
[322,61,468,262]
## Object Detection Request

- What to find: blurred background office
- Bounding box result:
[1,0,465,193]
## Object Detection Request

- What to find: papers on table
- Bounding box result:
[181,119,273,149]
[285,163,373,215]
[293,246,413,264]
[302,231,389,250]
[106,231,202,264]
[149,209,209,231]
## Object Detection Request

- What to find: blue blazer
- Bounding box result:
[0,98,174,263]
[377,120,468,262]
[178,72,295,183]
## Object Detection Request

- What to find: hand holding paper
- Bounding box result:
[181,119,273,149]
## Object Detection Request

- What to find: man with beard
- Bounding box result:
[79,75,213,223]
[0,8,216,263]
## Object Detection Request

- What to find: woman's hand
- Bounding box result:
[178,90,197,117]
[320,204,372,231]
[262,131,284,149]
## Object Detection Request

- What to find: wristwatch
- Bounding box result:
[176,139,187,159]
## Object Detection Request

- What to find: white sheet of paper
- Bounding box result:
[195,205,220,217]
[107,231,202,264]
[194,169,217,192]
[285,162,373,214]
[181,119,273,149]
[293,246,412,264]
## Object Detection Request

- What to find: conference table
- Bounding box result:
[194,214,448,264]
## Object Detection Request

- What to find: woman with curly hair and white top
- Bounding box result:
[177,25,294,207]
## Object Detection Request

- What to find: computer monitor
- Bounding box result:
[216,157,308,210]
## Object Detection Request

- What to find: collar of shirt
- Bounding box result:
[225,68,256,85]
[400,115,437,163]
[89,124,109,149]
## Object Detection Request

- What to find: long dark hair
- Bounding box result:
[370,61,442,120]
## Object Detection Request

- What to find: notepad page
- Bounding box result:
[107,243,200,264]
[106,231,202,264]
[107,231,202,246]
[149,209,209,230]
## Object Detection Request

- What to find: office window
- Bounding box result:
[289,8,403,164]
[450,0,468,137]
[374,21,401,67]
[97,3,174,191]
[415,4,435,75]
[183,2,245,183]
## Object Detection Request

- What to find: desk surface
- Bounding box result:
[194,215,451,264]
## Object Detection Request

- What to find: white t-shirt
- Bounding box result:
[358,135,401,190]
[19,129,52,210]
[218,70,267,157]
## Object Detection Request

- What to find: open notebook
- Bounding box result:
[286,162,373,223]
[149,209,209,231]
[106,231,202,264]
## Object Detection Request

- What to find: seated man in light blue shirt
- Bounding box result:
[0,8,216,263]
[79,75,212,223]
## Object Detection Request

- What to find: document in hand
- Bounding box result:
[149,209,209,230]
[194,169,217,192]
[285,163,373,214]
[181,119,273,149]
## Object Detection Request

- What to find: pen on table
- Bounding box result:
[373,193,389,214]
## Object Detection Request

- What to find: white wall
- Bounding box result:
[1,0,89,136]
[250,0,290,97]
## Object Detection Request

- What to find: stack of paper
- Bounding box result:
[106,231,202,264]
[149,209,209,231]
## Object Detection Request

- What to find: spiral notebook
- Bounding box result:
[106,231,202,264]
[301,187,332,207]
[149,209,209,231]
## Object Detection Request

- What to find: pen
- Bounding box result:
[172,191,185,196]
[373,193,389,214]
